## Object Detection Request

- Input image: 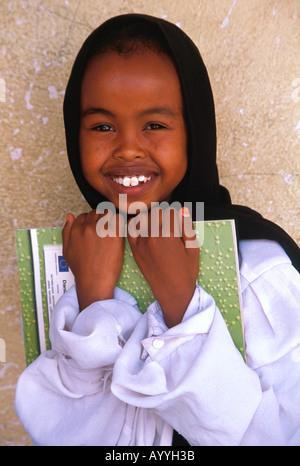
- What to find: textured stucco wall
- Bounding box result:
[0,0,299,445]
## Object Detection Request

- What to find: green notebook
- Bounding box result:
[15,220,245,366]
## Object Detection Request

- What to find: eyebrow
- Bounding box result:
[81,106,180,119]
[139,106,179,118]
[81,107,115,118]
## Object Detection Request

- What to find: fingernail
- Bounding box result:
[181,207,190,217]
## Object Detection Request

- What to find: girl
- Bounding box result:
[15,14,300,446]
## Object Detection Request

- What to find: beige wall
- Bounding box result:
[0,0,299,445]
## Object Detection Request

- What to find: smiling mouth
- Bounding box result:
[110,175,154,187]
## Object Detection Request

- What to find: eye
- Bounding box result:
[144,122,167,131]
[92,124,114,132]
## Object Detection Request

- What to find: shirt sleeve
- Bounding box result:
[111,259,300,446]
[15,285,144,446]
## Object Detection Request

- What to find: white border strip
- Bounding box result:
[30,228,47,353]
[0,338,6,362]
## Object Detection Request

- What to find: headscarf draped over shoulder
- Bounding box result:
[63,14,299,271]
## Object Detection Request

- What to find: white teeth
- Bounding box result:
[112,175,152,187]
[123,177,131,187]
[130,176,139,186]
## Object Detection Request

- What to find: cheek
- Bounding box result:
[79,132,102,179]
[160,152,187,199]
[174,157,188,186]
[170,141,188,183]
[79,127,86,159]
[81,156,96,181]
[174,125,188,177]
[80,144,94,178]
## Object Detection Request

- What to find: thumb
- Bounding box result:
[179,207,199,249]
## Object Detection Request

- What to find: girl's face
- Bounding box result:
[79,48,187,211]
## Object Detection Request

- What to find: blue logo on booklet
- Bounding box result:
[58,256,69,272]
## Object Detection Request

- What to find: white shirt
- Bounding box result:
[15,239,300,446]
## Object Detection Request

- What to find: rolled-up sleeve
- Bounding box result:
[15,286,143,446]
[111,242,300,446]
[112,285,264,446]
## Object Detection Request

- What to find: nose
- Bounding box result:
[112,130,146,162]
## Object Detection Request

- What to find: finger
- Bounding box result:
[62,213,75,256]
[73,212,88,226]
[85,209,102,225]
[179,207,199,249]
[95,208,115,237]
[87,208,115,222]
[165,207,180,238]
[150,206,180,239]
[148,205,162,238]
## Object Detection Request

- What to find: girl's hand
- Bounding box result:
[62,210,125,311]
[127,207,199,327]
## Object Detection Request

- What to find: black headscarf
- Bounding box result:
[63,13,299,272]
